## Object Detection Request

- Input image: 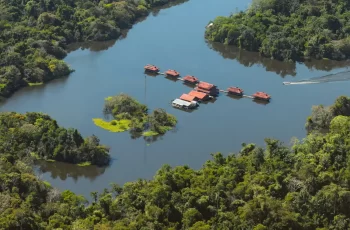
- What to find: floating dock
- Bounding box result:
[145,67,271,106]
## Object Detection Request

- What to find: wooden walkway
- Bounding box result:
[154,74,256,100]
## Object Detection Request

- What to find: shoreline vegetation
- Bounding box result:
[2,96,350,229]
[205,0,350,62]
[0,112,110,166]
[94,94,177,137]
[0,0,188,99]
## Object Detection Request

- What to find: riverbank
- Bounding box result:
[2,97,350,229]
[0,0,189,99]
[0,112,110,166]
[205,0,350,62]
[1,0,350,199]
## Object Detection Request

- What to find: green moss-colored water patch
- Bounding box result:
[142,131,159,137]
[30,152,40,160]
[77,162,92,167]
[28,82,44,86]
[46,159,56,162]
[93,118,131,132]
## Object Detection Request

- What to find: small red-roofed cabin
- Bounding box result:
[165,69,180,77]
[253,92,271,101]
[144,64,159,73]
[183,75,199,84]
[188,90,212,101]
[180,94,196,102]
[227,87,244,96]
[195,81,219,96]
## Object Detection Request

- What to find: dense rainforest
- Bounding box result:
[0,0,184,99]
[0,112,110,166]
[2,96,350,229]
[205,0,350,62]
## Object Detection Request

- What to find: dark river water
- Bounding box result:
[1,0,350,198]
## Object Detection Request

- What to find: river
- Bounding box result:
[1,0,350,198]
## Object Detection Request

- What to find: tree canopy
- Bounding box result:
[0,0,184,98]
[205,0,350,61]
[95,94,177,137]
[2,96,350,229]
[0,112,110,166]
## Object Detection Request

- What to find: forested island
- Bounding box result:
[0,0,186,98]
[0,112,110,166]
[1,96,350,229]
[93,94,177,137]
[205,0,350,61]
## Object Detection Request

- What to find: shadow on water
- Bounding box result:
[227,94,243,101]
[208,42,350,78]
[253,99,270,106]
[182,82,197,89]
[35,160,107,182]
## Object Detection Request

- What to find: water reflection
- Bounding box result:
[67,0,189,53]
[35,160,107,182]
[208,42,350,77]
[252,99,270,106]
[67,40,117,53]
[227,94,243,101]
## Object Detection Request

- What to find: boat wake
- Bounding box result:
[283,69,350,85]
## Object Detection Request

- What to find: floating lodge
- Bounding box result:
[143,64,271,110]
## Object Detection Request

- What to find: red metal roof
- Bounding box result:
[144,64,159,71]
[195,87,211,95]
[188,90,207,99]
[180,94,196,102]
[228,87,243,94]
[165,69,180,76]
[183,75,199,83]
[197,81,216,90]
[253,92,271,99]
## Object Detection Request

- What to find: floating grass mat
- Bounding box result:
[93,118,131,132]
[142,131,159,137]
[77,162,92,167]
[28,82,44,86]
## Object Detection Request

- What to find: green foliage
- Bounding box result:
[306,96,350,133]
[3,96,350,229]
[206,0,350,61]
[148,108,177,134]
[0,0,183,98]
[92,118,131,133]
[0,112,110,166]
[98,94,177,136]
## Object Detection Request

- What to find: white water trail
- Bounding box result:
[283,70,350,85]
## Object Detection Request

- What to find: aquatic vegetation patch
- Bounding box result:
[93,118,131,132]
[95,94,177,138]
[142,131,159,137]
[28,82,44,86]
[77,162,92,167]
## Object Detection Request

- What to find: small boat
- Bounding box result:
[182,75,199,84]
[144,64,160,73]
[172,98,198,109]
[165,69,180,78]
[252,92,271,101]
[227,87,244,96]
